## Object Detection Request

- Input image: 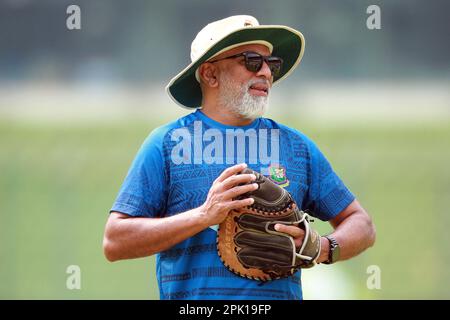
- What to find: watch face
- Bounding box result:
[331,244,340,263]
[326,236,340,264]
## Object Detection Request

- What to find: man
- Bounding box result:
[103,15,376,300]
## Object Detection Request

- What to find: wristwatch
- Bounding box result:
[322,235,340,264]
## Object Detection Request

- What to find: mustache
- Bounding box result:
[246,79,270,89]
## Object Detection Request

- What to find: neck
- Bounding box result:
[200,104,256,127]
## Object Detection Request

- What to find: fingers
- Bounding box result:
[222,182,258,200]
[226,197,255,210]
[214,163,247,184]
[220,173,256,190]
[274,224,305,238]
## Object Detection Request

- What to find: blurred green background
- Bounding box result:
[0,0,449,299]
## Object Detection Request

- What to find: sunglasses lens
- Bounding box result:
[245,53,263,72]
[241,52,283,76]
[267,57,283,77]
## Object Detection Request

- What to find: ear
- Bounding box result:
[198,63,219,88]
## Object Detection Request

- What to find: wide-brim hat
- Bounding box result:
[165,15,305,109]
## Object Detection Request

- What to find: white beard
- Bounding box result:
[218,73,269,120]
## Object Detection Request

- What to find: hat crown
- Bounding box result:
[190,15,259,62]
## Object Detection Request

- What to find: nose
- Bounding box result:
[255,60,273,80]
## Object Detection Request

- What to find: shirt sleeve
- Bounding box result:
[110,127,168,218]
[303,135,355,221]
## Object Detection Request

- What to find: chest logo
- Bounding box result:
[268,164,289,188]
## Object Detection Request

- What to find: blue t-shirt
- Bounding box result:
[111,109,355,300]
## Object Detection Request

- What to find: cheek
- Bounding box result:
[232,71,253,89]
[220,69,250,90]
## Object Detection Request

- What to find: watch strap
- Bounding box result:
[323,235,339,265]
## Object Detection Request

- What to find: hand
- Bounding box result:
[275,223,331,263]
[274,224,305,248]
[200,163,258,226]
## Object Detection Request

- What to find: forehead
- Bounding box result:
[214,44,271,59]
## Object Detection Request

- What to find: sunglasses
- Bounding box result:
[208,51,283,77]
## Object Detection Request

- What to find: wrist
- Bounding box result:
[194,204,211,228]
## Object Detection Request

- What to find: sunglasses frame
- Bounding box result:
[208,51,283,77]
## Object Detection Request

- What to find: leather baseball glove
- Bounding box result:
[217,168,321,281]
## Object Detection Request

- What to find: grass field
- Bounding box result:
[1,118,449,299]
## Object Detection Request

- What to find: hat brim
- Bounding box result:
[166,25,305,109]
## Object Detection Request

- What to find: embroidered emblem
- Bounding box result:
[268,165,289,188]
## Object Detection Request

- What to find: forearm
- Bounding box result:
[104,164,257,262]
[325,210,376,262]
[104,207,210,261]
